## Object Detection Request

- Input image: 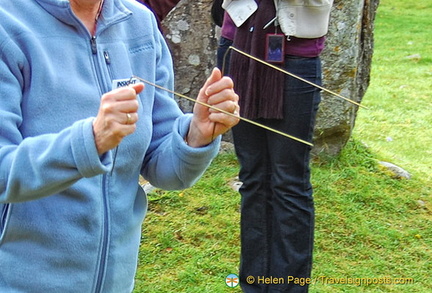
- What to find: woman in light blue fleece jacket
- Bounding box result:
[0,0,239,291]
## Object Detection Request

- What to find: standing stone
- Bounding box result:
[162,0,218,111]
[314,0,380,156]
[162,0,380,156]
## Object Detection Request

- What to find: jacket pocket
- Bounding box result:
[0,203,11,243]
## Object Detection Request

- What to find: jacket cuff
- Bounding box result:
[70,118,112,178]
[174,114,221,164]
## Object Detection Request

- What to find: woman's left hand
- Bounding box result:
[186,68,240,147]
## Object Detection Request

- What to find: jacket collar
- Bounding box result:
[34,0,132,33]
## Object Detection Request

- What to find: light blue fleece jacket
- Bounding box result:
[0,0,220,291]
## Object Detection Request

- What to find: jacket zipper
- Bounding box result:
[89,35,110,293]
[0,204,10,235]
[91,36,98,55]
[94,176,110,293]
[90,36,110,94]
[66,4,132,289]
[81,7,132,290]
[102,50,121,175]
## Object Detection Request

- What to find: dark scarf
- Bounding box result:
[229,0,285,120]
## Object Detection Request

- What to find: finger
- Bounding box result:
[208,100,238,115]
[115,99,140,114]
[209,111,240,125]
[210,105,240,124]
[205,76,234,97]
[208,111,240,138]
[129,82,145,95]
[202,68,223,95]
[105,83,145,102]
[99,99,139,124]
[207,89,239,106]
[123,112,139,125]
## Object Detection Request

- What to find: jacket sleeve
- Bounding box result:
[0,40,111,204]
[139,24,220,190]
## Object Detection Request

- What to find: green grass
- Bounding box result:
[134,151,241,293]
[134,0,431,292]
[311,141,431,292]
[353,0,432,182]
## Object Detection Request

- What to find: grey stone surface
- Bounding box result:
[314,0,380,156]
[162,0,218,112]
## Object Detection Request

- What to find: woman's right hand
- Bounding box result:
[92,83,144,155]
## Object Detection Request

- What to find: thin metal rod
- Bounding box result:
[131,75,313,147]
[228,46,368,109]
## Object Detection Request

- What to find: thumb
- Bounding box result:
[203,68,222,95]
[130,82,145,95]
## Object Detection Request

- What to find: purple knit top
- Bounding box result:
[221,12,236,40]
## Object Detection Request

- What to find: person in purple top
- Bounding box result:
[217,0,333,292]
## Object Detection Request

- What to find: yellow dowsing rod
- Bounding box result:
[131,75,314,147]
[227,46,367,109]
[131,46,367,147]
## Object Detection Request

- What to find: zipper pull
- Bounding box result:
[104,51,111,65]
[90,36,97,54]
